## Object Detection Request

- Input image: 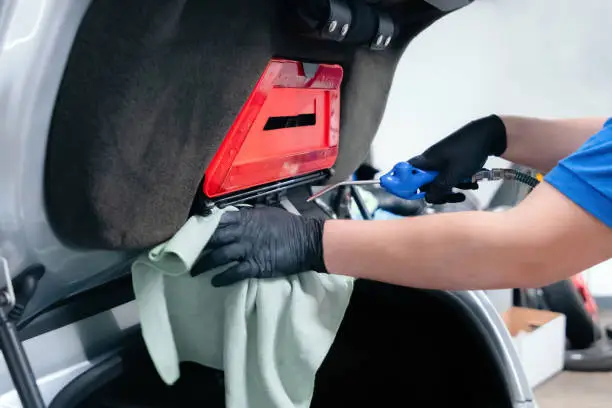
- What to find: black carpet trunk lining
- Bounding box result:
[45,0,446,249]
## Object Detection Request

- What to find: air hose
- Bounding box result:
[471,168,540,188]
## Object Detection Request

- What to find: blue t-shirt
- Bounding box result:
[545,118,612,228]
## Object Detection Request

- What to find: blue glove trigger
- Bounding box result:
[379,162,438,200]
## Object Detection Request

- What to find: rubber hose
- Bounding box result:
[506,169,540,188]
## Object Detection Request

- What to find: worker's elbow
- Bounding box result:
[497,180,612,288]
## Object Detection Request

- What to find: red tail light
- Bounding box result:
[203,59,343,198]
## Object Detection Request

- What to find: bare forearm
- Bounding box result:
[500,116,607,172]
[322,212,537,290]
[323,182,612,291]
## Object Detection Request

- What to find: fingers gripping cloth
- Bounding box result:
[131,206,354,408]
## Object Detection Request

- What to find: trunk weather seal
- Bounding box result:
[17,273,134,341]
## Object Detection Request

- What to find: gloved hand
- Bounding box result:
[192,207,327,287]
[408,114,507,204]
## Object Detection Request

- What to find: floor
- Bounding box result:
[535,311,612,408]
[535,371,612,408]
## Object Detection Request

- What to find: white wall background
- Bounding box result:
[370,0,612,295]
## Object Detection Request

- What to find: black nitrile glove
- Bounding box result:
[408,114,507,204]
[192,207,327,287]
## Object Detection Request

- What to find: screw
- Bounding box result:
[340,24,349,36]
[328,20,337,32]
[376,35,384,46]
[384,36,391,47]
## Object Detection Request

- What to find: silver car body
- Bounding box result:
[0,1,536,407]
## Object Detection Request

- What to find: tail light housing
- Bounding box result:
[203,59,343,198]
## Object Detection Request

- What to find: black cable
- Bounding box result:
[507,169,540,188]
[350,185,373,220]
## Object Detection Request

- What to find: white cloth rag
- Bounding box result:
[132,206,354,408]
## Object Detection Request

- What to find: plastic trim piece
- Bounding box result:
[423,0,472,12]
[17,274,134,341]
[207,171,330,210]
[370,11,394,50]
[203,59,343,198]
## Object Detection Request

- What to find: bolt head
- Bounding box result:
[376,35,384,46]
[328,20,338,32]
[384,36,391,47]
[340,24,349,36]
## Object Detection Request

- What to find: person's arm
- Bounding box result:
[500,116,608,172]
[198,114,612,289]
[407,114,608,204]
[323,181,612,290]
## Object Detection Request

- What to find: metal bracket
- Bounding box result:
[279,196,301,216]
[370,11,395,50]
[198,170,331,213]
[0,257,16,309]
[320,0,352,42]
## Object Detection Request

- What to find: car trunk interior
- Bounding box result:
[49,280,512,408]
[44,0,450,250]
[26,0,515,407]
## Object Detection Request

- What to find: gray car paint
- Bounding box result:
[0,0,128,316]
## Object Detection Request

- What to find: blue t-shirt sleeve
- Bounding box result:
[544,118,612,228]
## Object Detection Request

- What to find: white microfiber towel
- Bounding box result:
[132,206,354,408]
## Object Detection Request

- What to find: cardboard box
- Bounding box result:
[503,307,566,388]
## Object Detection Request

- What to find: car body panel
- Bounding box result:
[0,0,127,315]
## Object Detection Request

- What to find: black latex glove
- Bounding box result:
[192,207,327,287]
[408,115,507,204]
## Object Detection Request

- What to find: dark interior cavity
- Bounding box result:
[54,281,512,408]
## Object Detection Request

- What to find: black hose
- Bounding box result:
[473,168,540,189]
[350,186,373,220]
[506,169,540,188]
